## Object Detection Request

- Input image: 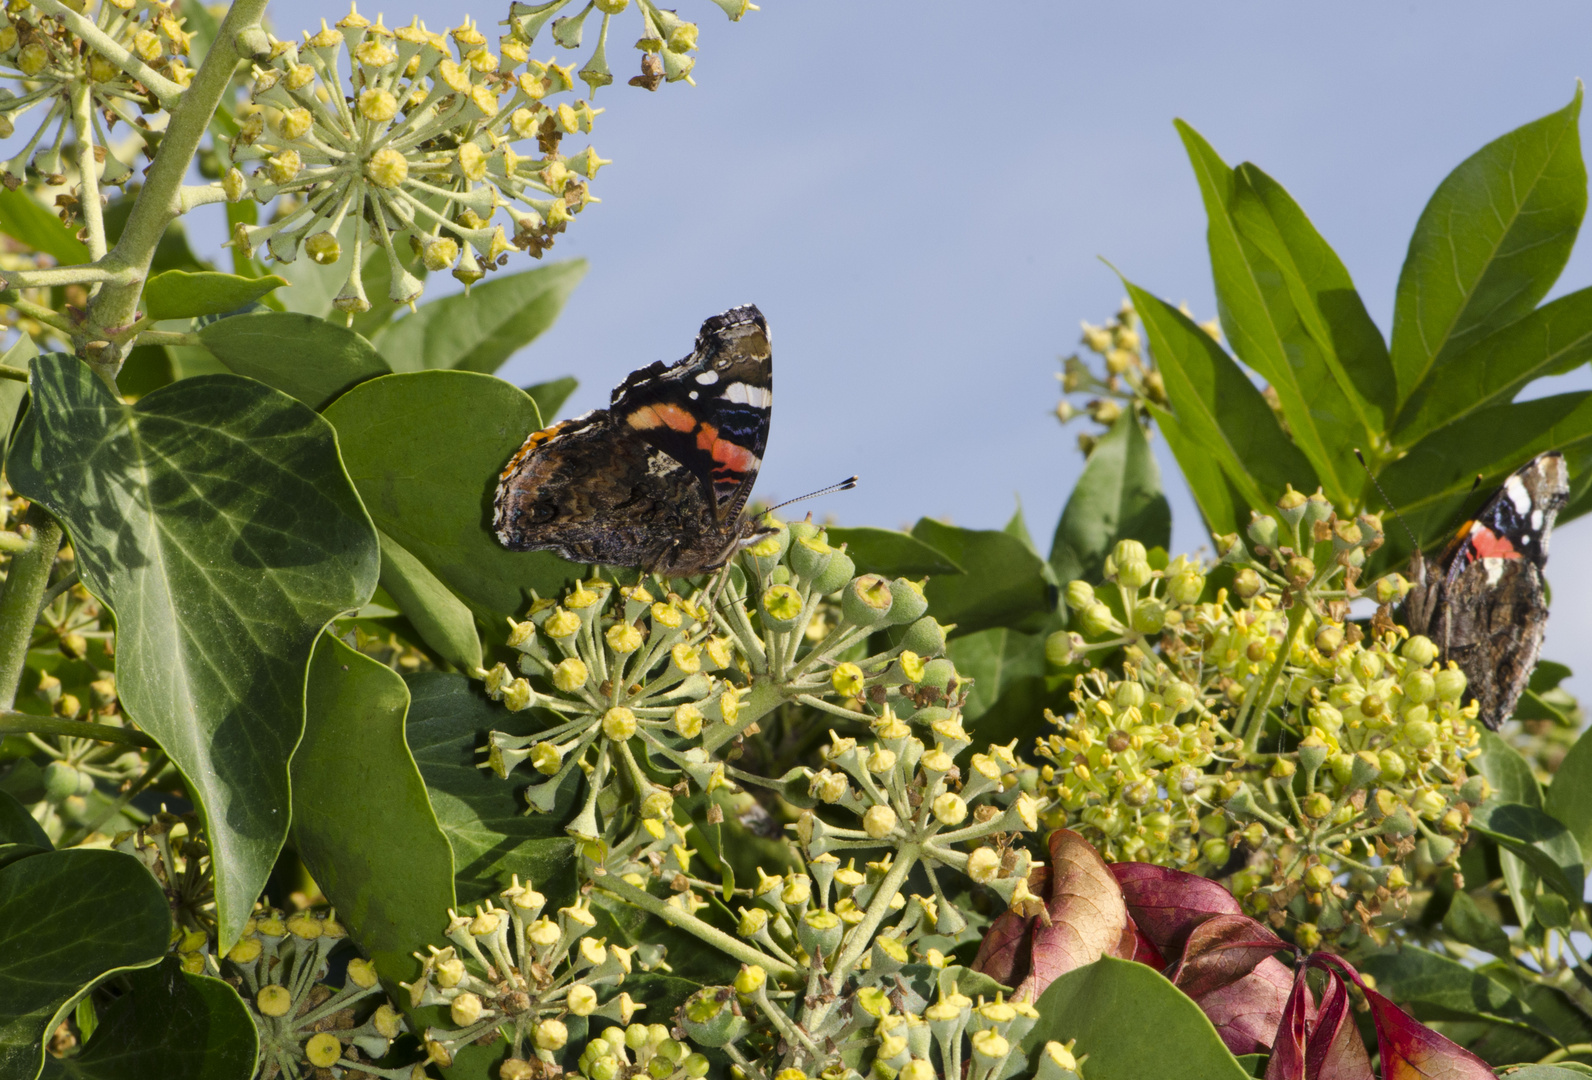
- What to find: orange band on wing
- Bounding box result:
[628,404,697,433]
[711,439,759,474]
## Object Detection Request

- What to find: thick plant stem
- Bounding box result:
[84,0,269,374]
[598,875,796,978]
[0,505,63,711]
[0,710,156,749]
[70,81,107,262]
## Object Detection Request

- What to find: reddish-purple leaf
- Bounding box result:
[1264,968,1311,1080]
[971,866,1048,986]
[1306,970,1373,1080]
[1310,953,1489,1080]
[1170,912,1291,999]
[1196,955,1296,1056]
[1110,911,1166,968]
[1111,861,1244,958]
[1013,830,1128,1001]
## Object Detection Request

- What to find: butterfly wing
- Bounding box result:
[610,305,772,523]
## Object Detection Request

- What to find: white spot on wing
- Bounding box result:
[1483,557,1506,585]
[695,370,719,385]
[1532,509,1544,529]
[689,390,699,400]
[723,382,772,408]
[1506,475,1531,514]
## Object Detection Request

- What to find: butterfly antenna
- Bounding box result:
[763,475,859,517]
[1354,449,1419,550]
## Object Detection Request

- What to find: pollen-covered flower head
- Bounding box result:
[227,3,611,313]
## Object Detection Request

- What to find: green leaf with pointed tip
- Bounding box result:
[524,376,578,424]
[404,672,578,906]
[1471,800,1585,903]
[1354,943,1544,1032]
[0,189,90,266]
[1050,413,1170,585]
[372,260,586,374]
[910,518,1055,637]
[1545,721,1592,862]
[1395,286,1592,446]
[198,312,391,412]
[0,334,35,468]
[1442,890,1511,958]
[1126,281,1316,516]
[1146,402,1246,539]
[8,355,380,950]
[294,635,455,986]
[39,957,256,1080]
[1176,122,1369,504]
[377,531,482,672]
[0,849,170,1080]
[325,371,580,622]
[823,527,962,577]
[0,790,48,849]
[1023,956,1250,1080]
[1390,87,1586,404]
[142,271,289,321]
[1472,730,1545,925]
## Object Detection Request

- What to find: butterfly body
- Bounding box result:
[1404,452,1569,730]
[493,304,775,577]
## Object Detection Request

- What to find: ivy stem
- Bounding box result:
[1237,600,1309,754]
[70,80,107,262]
[596,876,795,979]
[0,505,64,711]
[29,0,184,107]
[0,710,157,749]
[84,0,270,379]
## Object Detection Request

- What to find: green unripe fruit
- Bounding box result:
[1304,864,1334,890]
[1131,598,1166,634]
[679,989,748,1047]
[1232,568,1263,600]
[809,550,855,595]
[1425,835,1457,864]
[1065,580,1096,611]
[1045,630,1077,667]
[1380,807,1415,838]
[1116,559,1153,589]
[1114,681,1146,710]
[1328,753,1355,786]
[789,534,833,579]
[1285,556,1315,585]
[1162,680,1197,714]
[1314,624,1344,654]
[1113,539,1148,566]
[1402,669,1436,704]
[1215,533,1247,563]
[1079,603,1119,636]
[1246,511,1279,549]
[1402,717,1437,748]
[43,761,81,802]
[1459,775,1492,805]
[1276,484,1308,525]
[902,617,948,656]
[1201,838,1231,865]
[1349,750,1381,788]
[887,578,928,625]
[1301,491,1334,532]
[1377,750,1407,782]
[1302,792,1332,819]
[1434,666,1467,703]
[921,656,956,689]
[1374,573,1412,605]
[841,574,894,626]
[1402,635,1439,667]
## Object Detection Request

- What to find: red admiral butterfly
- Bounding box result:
[1404,452,1569,730]
[493,304,778,577]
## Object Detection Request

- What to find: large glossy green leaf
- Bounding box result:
[1,334,35,467]
[949,622,1065,748]
[9,355,380,949]
[0,188,90,265]
[0,790,48,849]
[1395,286,1592,445]
[197,312,391,412]
[1390,88,1586,403]
[1355,944,1544,1032]
[404,672,577,906]
[142,271,288,321]
[1472,731,1545,925]
[1049,413,1170,585]
[1545,721,1592,861]
[1147,402,1245,539]
[910,518,1055,637]
[40,958,256,1080]
[0,849,170,1080]
[325,371,579,622]
[1127,281,1316,514]
[377,531,483,672]
[1177,122,1366,502]
[1470,801,1584,904]
[371,260,586,374]
[1023,956,1249,1080]
[294,635,455,985]
[825,526,962,578]
[1232,163,1396,438]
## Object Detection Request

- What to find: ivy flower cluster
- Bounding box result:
[226,907,418,1080]
[0,0,189,189]
[227,3,608,312]
[1040,493,1487,945]
[114,811,217,956]
[507,0,754,97]
[401,874,676,1075]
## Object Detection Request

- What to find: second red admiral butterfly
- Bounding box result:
[493,304,779,577]
[1404,452,1569,730]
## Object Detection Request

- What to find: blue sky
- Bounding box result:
[194,0,1592,696]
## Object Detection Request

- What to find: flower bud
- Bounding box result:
[1116,558,1153,589]
[931,792,967,826]
[789,534,832,579]
[1079,603,1119,637]
[1167,569,1205,605]
[1045,630,1078,667]
[761,583,803,629]
[1113,539,1147,566]
[1232,568,1263,600]
[1402,635,1439,667]
[1131,598,1167,634]
[842,575,894,627]
[1247,512,1279,550]
[1276,485,1308,526]
[1374,573,1412,605]
[734,964,766,996]
[1285,556,1315,586]
[1301,491,1334,533]
[902,617,947,656]
[1434,665,1467,703]
[1065,580,1096,611]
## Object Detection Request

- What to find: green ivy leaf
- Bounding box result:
[0,790,48,849]
[1442,890,1512,959]
[142,271,289,321]
[39,958,256,1080]
[372,260,586,374]
[1146,402,1246,539]
[1354,943,1547,1037]
[1049,413,1170,585]
[1023,956,1250,1080]
[0,849,170,1080]
[0,189,91,266]
[1472,730,1546,926]
[524,376,578,424]
[1390,87,1586,404]
[1126,280,1317,519]
[377,531,482,672]
[404,672,577,907]
[1470,801,1585,904]
[825,527,962,578]
[1176,122,1369,504]
[948,622,1064,748]
[1545,719,1592,862]
[294,635,456,986]
[9,355,380,949]
[197,312,391,412]
[0,335,35,470]
[910,518,1055,637]
[325,371,580,622]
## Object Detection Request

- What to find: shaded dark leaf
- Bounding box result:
[1050,412,1170,585]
